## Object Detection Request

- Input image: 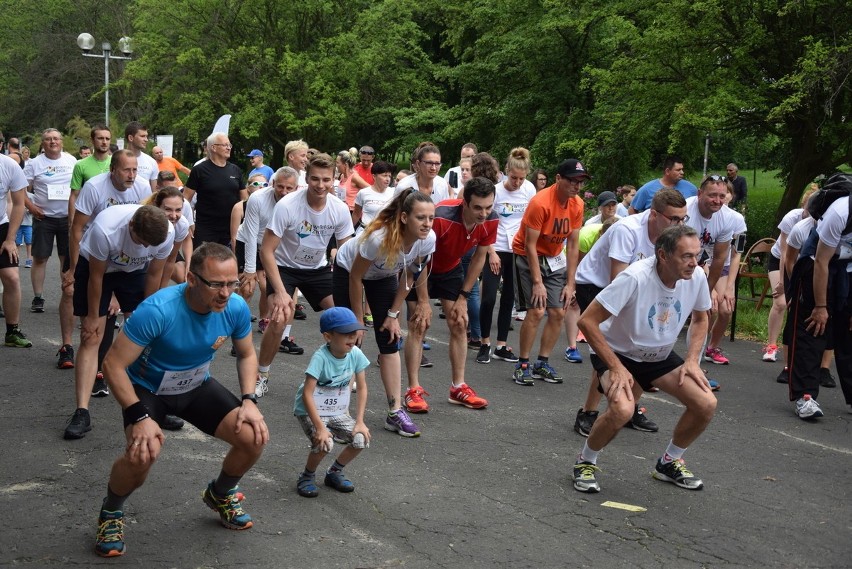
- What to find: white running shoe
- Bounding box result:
[763,344,778,362]
[795,394,824,419]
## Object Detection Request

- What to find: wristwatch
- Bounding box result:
[458,289,472,299]
[387,309,400,319]
[241,393,258,404]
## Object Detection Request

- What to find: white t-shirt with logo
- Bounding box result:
[23,152,77,218]
[75,172,153,228]
[493,180,536,252]
[135,152,159,185]
[266,189,354,270]
[79,204,175,273]
[685,197,736,265]
[335,228,436,280]
[576,211,655,288]
[771,208,804,259]
[354,186,395,233]
[0,154,28,225]
[595,257,712,362]
[394,174,450,204]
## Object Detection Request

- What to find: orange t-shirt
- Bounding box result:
[157,156,186,181]
[512,183,584,257]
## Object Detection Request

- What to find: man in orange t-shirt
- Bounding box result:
[153,146,190,185]
[510,158,588,385]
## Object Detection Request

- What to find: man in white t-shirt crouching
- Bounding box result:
[572,225,716,494]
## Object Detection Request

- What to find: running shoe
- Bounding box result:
[92,372,109,398]
[279,337,304,354]
[776,367,789,384]
[576,330,587,343]
[324,470,355,492]
[64,408,91,440]
[762,344,778,362]
[364,314,374,327]
[294,303,307,320]
[161,415,185,430]
[493,346,519,363]
[297,474,319,498]
[708,379,721,391]
[202,481,253,529]
[95,509,125,557]
[574,408,598,437]
[513,362,534,386]
[384,409,421,437]
[257,318,270,334]
[422,342,431,350]
[532,360,563,383]
[467,338,482,350]
[24,258,32,268]
[57,344,75,369]
[819,368,837,388]
[514,311,526,321]
[795,394,824,419]
[255,371,269,398]
[448,384,488,409]
[625,406,658,432]
[30,296,45,313]
[4,326,32,348]
[475,344,491,364]
[564,346,583,363]
[703,347,729,365]
[653,458,704,490]
[420,354,433,368]
[573,461,601,493]
[404,386,430,413]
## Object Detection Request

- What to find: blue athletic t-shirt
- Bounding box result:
[294,344,370,416]
[631,179,698,212]
[123,284,252,393]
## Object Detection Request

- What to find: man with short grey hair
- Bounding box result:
[726,163,748,207]
[184,132,246,247]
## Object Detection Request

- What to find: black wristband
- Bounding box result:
[122,401,151,428]
[458,289,471,299]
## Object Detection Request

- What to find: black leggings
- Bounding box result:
[332,263,400,354]
[479,251,515,343]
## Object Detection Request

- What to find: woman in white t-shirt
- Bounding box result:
[333,189,436,438]
[352,160,395,235]
[477,147,536,364]
[143,186,190,290]
[394,143,450,203]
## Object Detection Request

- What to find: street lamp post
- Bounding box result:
[76,33,133,127]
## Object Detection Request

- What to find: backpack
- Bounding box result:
[805,172,852,235]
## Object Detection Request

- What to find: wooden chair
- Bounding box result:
[737,237,776,310]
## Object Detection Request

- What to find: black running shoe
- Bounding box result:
[57,344,75,369]
[653,458,704,490]
[64,408,92,439]
[294,304,307,320]
[92,373,109,398]
[625,406,658,432]
[776,367,789,384]
[31,296,45,313]
[161,414,185,431]
[279,337,305,354]
[820,368,837,388]
[574,408,599,437]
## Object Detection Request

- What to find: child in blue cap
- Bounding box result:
[294,307,371,497]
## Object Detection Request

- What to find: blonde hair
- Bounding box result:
[505,147,531,175]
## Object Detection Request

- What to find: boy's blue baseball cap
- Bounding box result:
[320,307,368,334]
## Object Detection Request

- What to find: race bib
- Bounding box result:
[294,245,325,266]
[156,363,211,395]
[47,184,71,200]
[624,342,675,363]
[313,384,351,417]
[546,253,567,272]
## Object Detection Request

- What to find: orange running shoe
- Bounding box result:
[448,384,488,409]
[404,386,430,413]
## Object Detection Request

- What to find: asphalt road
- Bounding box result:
[2,259,851,568]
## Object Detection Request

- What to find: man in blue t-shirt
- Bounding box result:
[247,149,274,182]
[629,156,698,213]
[92,243,269,558]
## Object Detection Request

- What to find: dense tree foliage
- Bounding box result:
[0,0,848,217]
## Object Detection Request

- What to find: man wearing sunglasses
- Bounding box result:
[352,146,375,189]
[184,132,247,248]
[573,189,688,437]
[246,149,274,182]
[93,242,268,557]
[685,175,738,367]
[629,155,698,214]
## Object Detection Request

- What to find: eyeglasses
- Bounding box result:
[249,181,269,188]
[655,210,690,225]
[211,143,232,149]
[360,151,375,155]
[191,271,241,291]
[704,175,728,183]
[420,160,442,168]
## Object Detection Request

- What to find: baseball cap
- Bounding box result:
[247,149,263,157]
[320,307,368,334]
[597,191,617,206]
[557,158,591,179]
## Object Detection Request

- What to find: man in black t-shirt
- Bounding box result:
[184,133,246,247]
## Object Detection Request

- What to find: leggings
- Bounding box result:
[480,251,515,343]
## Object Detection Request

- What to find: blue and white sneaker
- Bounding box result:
[532,360,563,384]
[564,346,583,363]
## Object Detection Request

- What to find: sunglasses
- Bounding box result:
[249,181,269,188]
[360,151,375,155]
[704,175,728,183]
